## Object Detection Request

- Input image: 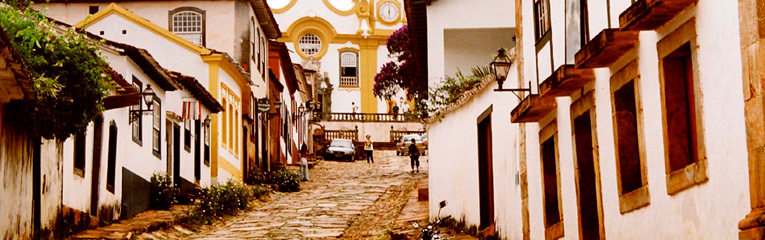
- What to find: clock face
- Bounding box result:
[379,2,399,22]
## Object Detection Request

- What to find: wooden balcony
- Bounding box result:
[339,77,359,88]
[313,112,420,122]
[510,94,557,123]
[539,65,595,97]
[575,29,639,68]
[619,0,697,31]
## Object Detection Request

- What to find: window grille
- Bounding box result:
[341,52,357,67]
[340,51,358,87]
[172,11,203,45]
[298,34,321,56]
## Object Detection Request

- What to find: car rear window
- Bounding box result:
[331,140,353,148]
[402,135,422,142]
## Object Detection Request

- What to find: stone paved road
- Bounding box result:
[186,150,427,239]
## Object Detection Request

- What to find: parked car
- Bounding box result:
[397,134,427,156]
[325,139,356,161]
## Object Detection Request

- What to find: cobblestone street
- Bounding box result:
[187,150,427,239]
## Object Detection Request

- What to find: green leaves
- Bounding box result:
[0,5,113,140]
[427,66,489,114]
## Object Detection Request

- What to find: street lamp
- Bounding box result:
[491,48,511,88]
[491,48,529,100]
[292,104,307,122]
[129,84,158,124]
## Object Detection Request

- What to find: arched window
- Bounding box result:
[339,51,358,87]
[222,98,227,146]
[169,7,205,46]
[298,34,321,56]
[229,103,233,151]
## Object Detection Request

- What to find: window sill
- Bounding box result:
[185,145,191,153]
[666,160,708,195]
[106,184,114,194]
[619,185,650,214]
[338,85,360,89]
[535,31,552,52]
[74,168,85,178]
[133,137,142,146]
[544,220,564,240]
[153,150,161,159]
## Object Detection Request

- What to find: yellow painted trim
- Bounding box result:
[270,0,297,14]
[285,17,338,59]
[322,0,360,16]
[207,61,221,178]
[280,31,391,46]
[338,46,361,52]
[376,0,403,25]
[76,3,211,55]
[334,33,390,44]
[360,41,378,113]
[202,54,250,88]
[218,156,243,180]
[220,83,242,102]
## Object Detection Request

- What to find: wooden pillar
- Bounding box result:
[738,0,765,238]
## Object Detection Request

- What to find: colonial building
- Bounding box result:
[35,0,285,180]
[416,0,756,239]
[267,0,406,114]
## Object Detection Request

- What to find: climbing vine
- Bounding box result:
[0,4,112,140]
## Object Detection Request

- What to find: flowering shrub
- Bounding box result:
[188,180,255,224]
[270,168,301,192]
[373,25,425,102]
[245,168,267,185]
[150,172,175,210]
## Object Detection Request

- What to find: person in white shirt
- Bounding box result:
[364,135,374,164]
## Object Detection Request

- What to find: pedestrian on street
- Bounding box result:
[299,144,309,181]
[364,135,374,164]
[408,138,420,173]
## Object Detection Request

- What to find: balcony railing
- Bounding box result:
[313,112,420,122]
[323,128,359,142]
[339,77,358,87]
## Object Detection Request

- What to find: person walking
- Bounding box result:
[408,138,420,173]
[299,144,309,181]
[364,135,374,164]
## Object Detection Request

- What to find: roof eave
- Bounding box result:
[249,0,281,39]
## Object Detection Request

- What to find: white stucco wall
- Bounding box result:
[426,0,515,87]
[516,0,751,239]
[427,67,523,239]
[37,2,239,56]
[61,56,168,214]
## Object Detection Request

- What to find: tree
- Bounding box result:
[373,25,425,101]
[0,5,112,140]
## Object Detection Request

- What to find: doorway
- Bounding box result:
[477,106,494,229]
[173,123,181,187]
[572,109,604,240]
[243,126,248,181]
[195,120,201,183]
[90,116,104,215]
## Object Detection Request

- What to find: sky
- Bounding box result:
[267,0,355,11]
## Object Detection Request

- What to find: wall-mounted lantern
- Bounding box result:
[491,48,530,100]
[129,84,158,124]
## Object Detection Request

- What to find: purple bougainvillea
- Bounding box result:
[373,25,425,101]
